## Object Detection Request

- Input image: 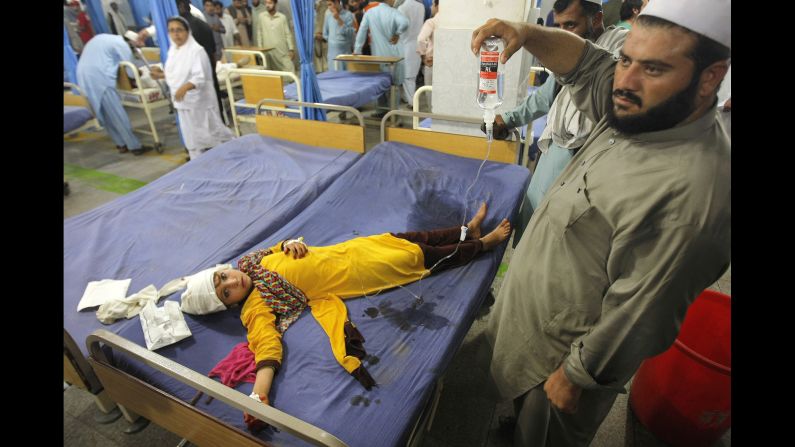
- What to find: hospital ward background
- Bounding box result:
[64,0,732,446]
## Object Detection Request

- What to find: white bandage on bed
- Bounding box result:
[140,300,192,350]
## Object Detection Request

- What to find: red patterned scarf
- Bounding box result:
[237,248,308,333]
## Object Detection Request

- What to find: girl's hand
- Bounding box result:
[283,239,308,259]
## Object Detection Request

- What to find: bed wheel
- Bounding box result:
[123,416,150,434]
[93,406,122,424]
[154,143,163,154]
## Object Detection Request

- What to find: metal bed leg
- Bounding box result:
[141,103,163,152]
[426,378,444,433]
[92,389,123,424]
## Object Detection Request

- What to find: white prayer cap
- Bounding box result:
[639,0,731,49]
[180,266,228,315]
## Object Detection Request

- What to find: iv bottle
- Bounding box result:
[477,36,505,138]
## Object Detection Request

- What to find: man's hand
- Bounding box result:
[136,28,150,47]
[543,364,582,414]
[480,114,511,140]
[315,31,324,41]
[389,35,399,45]
[283,239,307,258]
[289,50,295,60]
[471,18,528,64]
[425,55,433,67]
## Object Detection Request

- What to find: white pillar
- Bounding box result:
[432,0,540,137]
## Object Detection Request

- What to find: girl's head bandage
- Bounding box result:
[180,265,229,315]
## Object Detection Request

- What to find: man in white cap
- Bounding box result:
[470,0,731,444]
[482,0,628,245]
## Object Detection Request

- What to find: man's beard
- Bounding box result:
[607,73,700,134]
[581,21,594,41]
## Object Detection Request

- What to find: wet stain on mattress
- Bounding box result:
[378,301,449,331]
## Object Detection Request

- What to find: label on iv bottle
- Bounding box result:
[479,51,499,94]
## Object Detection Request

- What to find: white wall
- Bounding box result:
[431,0,539,137]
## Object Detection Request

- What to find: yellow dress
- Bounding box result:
[241,233,428,375]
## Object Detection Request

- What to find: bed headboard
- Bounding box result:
[64,87,89,108]
[116,65,134,91]
[242,74,284,104]
[255,99,366,153]
[224,48,269,68]
[381,110,522,165]
[140,47,160,63]
[334,54,402,73]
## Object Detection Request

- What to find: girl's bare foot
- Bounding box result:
[467,202,488,239]
[480,218,511,250]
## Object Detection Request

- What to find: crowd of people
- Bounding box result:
[66,0,441,159]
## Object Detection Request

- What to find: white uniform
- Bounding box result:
[164,33,234,159]
[397,0,425,101]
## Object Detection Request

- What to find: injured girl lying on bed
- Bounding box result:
[178,203,511,432]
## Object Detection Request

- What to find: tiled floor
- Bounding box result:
[64,100,731,446]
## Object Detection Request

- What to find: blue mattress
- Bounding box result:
[110,142,531,446]
[286,71,392,108]
[65,135,360,358]
[236,71,392,116]
[64,106,93,133]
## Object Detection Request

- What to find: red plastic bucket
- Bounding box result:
[629,290,731,446]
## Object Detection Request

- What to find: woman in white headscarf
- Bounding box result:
[151,16,234,160]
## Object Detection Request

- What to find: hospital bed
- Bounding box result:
[231,55,398,133]
[85,110,531,446]
[334,54,402,124]
[220,48,270,90]
[64,82,101,137]
[226,68,303,137]
[116,60,170,152]
[64,102,366,419]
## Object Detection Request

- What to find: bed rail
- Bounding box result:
[256,99,364,128]
[411,85,433,130]
[255,99,366,153]
[380,110,524,165]
[87,329,348,447]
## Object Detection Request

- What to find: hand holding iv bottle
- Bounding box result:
[477,36,505,141]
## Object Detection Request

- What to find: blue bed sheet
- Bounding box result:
[285,71,392,108]
[65,135,360,358]
[64,106,93,133]
[236,71,393,116]
[111,142,530,446]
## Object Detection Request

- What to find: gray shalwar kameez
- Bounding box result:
[486,40,731,446]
